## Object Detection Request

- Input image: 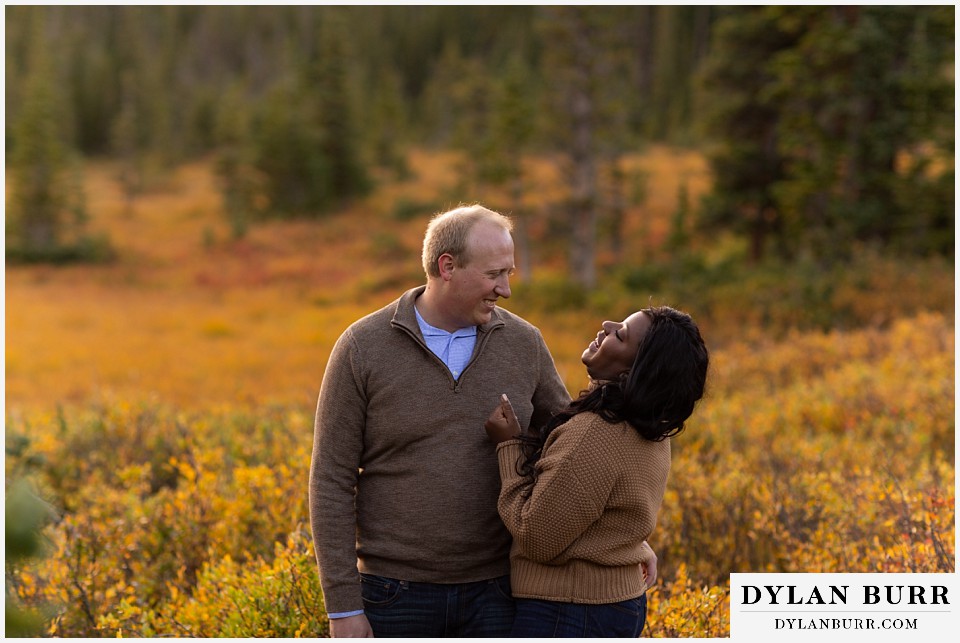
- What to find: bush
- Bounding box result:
[4,315,954,637]
[5,479,57,636]
[6,233,116,265]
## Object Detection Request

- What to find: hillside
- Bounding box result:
[5,146,714,412]
[5,148,954,638]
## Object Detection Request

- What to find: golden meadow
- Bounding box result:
[5,148,955,637]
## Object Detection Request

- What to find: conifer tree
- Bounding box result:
[419,41,470,148]
[310,9,370,208]
[214,82,262,238]
[697,6,798,262]
[111,70,143,216]
[253,77,325,216]
[487,53,538,280]
[7,16,90,261]
[536,7,600,288]
[367,65,410,178]
[700,5,953,261]
[536,6,636,287]
[769,5,953,257]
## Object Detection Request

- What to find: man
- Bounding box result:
[310,204,567,637]
[310,205,654,637]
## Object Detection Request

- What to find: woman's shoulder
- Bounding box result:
[550,412,627,446]
[556,412,669,451]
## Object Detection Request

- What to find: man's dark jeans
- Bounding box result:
[360,573,515,637]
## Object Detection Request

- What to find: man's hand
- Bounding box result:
[485,394,522,444]
[329,613,373,638]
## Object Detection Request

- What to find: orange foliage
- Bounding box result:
[5,150,954,637]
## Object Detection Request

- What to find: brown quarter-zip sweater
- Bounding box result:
[310,286,571,614]
[496,412,670,604]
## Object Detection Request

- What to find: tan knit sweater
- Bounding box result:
[496,411,670,604]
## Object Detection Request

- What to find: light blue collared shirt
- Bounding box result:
[414,306,477,380]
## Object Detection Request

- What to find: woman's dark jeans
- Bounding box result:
[510,594,648,638]
[360,573,515,637]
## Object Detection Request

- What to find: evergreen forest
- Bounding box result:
[6,5,954,278]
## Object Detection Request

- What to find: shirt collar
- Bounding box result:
[414,305,478,338]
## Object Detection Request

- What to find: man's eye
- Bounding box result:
[614,330,622,341]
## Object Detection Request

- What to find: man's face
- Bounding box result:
[445,222,515,329]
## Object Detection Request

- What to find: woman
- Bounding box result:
[485,306,709,637]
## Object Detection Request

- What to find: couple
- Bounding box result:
[309,205,709,638]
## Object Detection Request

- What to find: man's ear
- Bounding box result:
[438,253,456,281]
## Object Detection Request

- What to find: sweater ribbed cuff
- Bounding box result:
[495,440,524,481]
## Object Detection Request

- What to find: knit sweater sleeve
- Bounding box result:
[309,327,367,614]
[495,415,618,563]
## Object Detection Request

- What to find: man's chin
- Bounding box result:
[475,309,495,326]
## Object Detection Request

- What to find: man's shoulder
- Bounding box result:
[342,289,415,335]
[349,300,396,328]
[490,306,542,335]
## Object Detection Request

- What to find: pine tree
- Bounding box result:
[7,15,91,261]
[769,5,954,257]
[111,70,143,216]
[367,64,410,178]
[697,6,799,262]
[253,76,326,216]
[310,9,370,208]
[214,82,262,239]
[536,6,637,287]
[487,53,538,280]
[250,11,370,218]
[700,6,953,261]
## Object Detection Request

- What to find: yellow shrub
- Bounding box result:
[5,314,954,638]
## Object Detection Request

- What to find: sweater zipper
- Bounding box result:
[453,323,502,392]
[395,325,458,388]
[394,320,504,392]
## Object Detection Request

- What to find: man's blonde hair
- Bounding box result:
[422,205,513,278]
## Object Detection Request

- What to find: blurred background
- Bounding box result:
[6,5,953,272]
[5,5,955,638]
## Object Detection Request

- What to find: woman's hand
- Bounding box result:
[485,394,521,444]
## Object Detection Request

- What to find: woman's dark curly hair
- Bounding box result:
[517,306,709,480]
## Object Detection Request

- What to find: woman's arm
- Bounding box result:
[494,415,618,563]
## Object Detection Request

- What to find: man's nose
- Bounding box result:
[495,276,511,299]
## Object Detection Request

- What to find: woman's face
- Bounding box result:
[581,311,651,381]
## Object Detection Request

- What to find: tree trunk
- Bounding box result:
[510,176,531,282]
[567,16,598,289]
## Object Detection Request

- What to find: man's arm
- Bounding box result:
[310,328,368,615]
[529,328,573,430]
